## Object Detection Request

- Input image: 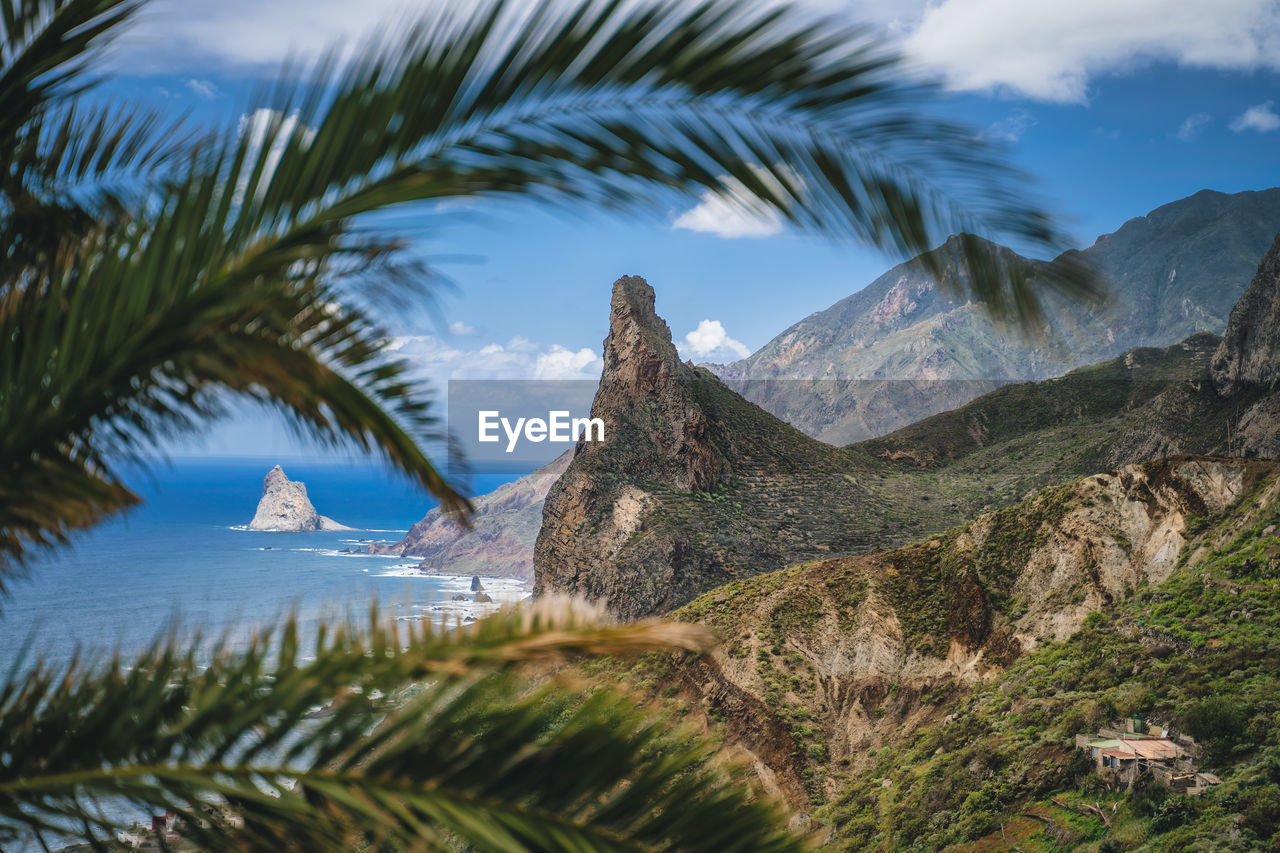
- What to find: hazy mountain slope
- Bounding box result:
[858,228,1280,492]
[712,187,1280,444]
[367,452,571,579]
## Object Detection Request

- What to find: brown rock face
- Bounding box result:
[365,451,571,580]
[594,275,727,492]
[1213,231,1280,395]
[533,276,730,616]
[533,276,890,618]
[247,465,352,531]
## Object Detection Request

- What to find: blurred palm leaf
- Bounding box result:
[0,1,1103,849]
[0,1,197,275]
[0,0,1095,572]
[0,598,803,852]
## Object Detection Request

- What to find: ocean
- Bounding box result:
[0,457,527,672]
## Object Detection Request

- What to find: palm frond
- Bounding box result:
[0,599,801,852]
[1,0,1096,568]
[238,0,1098,318]
[0,0,201,288]
[0,97,200,283]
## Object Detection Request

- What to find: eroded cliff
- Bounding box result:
[367,452,571,579]
[533,276,913,619]
[668,456,1279,808]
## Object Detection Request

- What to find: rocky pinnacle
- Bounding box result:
[246,465,353,532]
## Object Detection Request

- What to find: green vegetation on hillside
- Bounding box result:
[591,457,1280,851]
[821,481,1280,852]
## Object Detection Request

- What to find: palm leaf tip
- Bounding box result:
[910,231,1105,331]
[500,594,719,658]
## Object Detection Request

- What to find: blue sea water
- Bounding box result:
[0,458,525,672]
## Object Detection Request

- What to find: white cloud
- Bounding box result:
[504,336,538,353]
[533,345,602,379]
[679,320,751,361]
[984,108,1035,142]
[448,320,477,335]
[127,0,923,70]
[906,0,1280,103]
[121,0,415,69]
[185,78,217,97]
[672,165,802,240]
[122,0,1280,110]
[386,334,602,383]
[672,179,785,240]
[1230,101,1280,132]
[1176,112,1212,140]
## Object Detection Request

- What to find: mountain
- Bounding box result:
[1212,231,1280,397]
[624,454,1280,849]
[533,276,947,620]
[712,187,1280,445]
[378,190,1277,584]
[535,244,1280,619]
[366,452,571,579]
[246,465,352,531]
[572,235,1280,850]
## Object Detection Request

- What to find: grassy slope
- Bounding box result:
[848,332,1257,522]
[819,477,1280,852]
[601,460,1280,851]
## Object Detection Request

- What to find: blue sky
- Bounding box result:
[102,0,1280,457]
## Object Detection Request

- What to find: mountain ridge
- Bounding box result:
[535,228,1280,619]
[576,231,1280,848]
[710,187,1280,444]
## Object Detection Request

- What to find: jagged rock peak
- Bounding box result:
[247,464,353,532]
[605,275,681,369]
[1213,231,1280,395]
[592,275,726,492]
[535,275,748,615]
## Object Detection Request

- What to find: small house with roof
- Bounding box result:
[1075,723,1219,794]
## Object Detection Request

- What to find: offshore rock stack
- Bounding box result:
[247,465,352,532]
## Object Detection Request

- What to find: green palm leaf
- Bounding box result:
[0,0,1097,570]
[0,599,803,852]
[0,1,196,274]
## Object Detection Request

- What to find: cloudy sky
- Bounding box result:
[114,0,1280,456]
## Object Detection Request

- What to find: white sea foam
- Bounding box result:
[371,565,447,577]
[371,571,531,626]
[393,582,532,626]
